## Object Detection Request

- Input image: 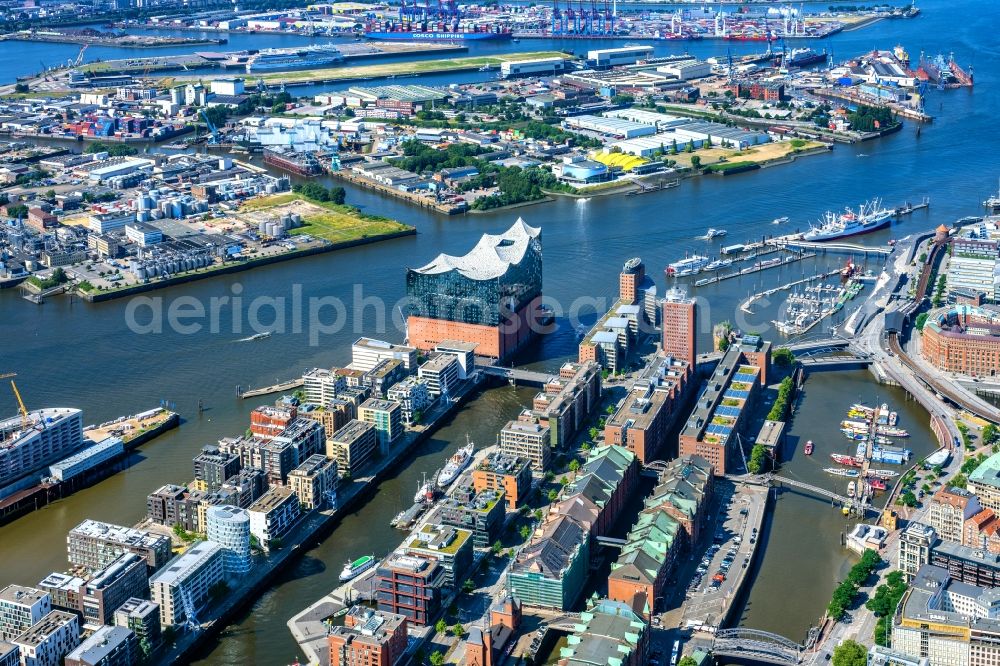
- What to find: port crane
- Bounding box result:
[73,44,88,68]
[198,109,219,144]
[0,372,30,427]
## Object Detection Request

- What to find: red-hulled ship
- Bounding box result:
[831,453,863,468]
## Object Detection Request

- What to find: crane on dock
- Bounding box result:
[73,44,88,67]
[0,372,31,427]
[198,109,219,144]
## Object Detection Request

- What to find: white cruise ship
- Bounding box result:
[802,199,895,242]
[245,43,344,73]
[667,254,710,276]
[437,440,474,489]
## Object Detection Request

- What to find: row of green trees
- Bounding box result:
[766,377,795,421]
[827,548,882,619]
[867,569,908,646]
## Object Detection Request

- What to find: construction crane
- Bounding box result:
[0,373,30,428]
[199,109,219,144]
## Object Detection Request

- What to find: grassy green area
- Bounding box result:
[241,193,413,243]
[162,51,570,87]
[704,160,759,173]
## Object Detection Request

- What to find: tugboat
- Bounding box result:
[339,554,376,582]
[804,441,814,455]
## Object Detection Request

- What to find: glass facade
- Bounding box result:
[406,234,543,326]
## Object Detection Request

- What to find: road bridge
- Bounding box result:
[700,337,850,364]
[798,356,873,370]
[479,366,555,386]
[712,628,812,666]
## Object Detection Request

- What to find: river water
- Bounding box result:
[0,0,997,660]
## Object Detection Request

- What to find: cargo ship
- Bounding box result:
[364,21,511,41]
[782,47,828,68]
[263,148,322,177]
[802,199,895,242]
[245,43,344,73]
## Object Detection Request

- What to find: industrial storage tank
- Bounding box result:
[134,267,147,281]
[290,213,302,227]
[258,220,268,234]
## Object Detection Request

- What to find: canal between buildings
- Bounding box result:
[0,0,998,660]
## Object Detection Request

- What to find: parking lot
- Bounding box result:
[660,481,768,632]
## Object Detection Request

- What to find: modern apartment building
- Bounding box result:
[11,611,79,666]
[248,487,300,552]
[63,625,137,666]
[288,454,338,510]
[472,452,532,510]
[351,337,418,373]
[302,368,346,406]
[0,408,83,497]
[327,420,378,477]
[358,399,403,450]
[435,486,506,549]
[205,505,252,576]
[191,447,241,492]
[112,598,160,660]
[499,413,551,473]
[39,553,148,629]
[418,354,461,398]
[376,553,447,626]
[387,377,433,426]
[402,524,473,588]
[148,541,225,628]
[0,586,51,642]
[661,287,697,364]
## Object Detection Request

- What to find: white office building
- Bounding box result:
[248,487,300,552]
[418,354,460,398]
[205,505,252,576]
[149,541,225,628]
[351,338,418,373]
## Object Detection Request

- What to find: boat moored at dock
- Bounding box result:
[339,554,377,582]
